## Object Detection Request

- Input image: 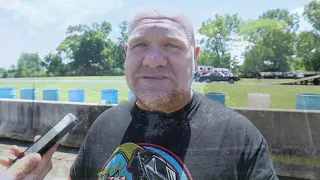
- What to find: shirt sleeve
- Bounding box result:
[238,121,279,180]
[69,127,92,180]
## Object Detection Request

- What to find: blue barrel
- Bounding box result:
[20,88,37,100]
[128,90,136,101]
[43,89,60,101]
[101,89,119,104]
[296,93,320,110]
[205,92,226,105]
[0,87,16,99]
[68,89,85,102]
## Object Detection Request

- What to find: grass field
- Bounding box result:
[0,76,319,109]
[2,76,126,80]
[204,83,319,109]
[3,76,287,83]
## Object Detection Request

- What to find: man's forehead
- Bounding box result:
[128,8,195,46]
[129,19,189,42]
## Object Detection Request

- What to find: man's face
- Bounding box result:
[124,17,200,105]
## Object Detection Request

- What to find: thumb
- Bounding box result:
[8,153,41,180]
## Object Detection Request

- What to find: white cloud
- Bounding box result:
[291,7,313,32]
[0,0,125,30]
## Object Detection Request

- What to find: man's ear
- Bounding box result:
[194,45,200,71]
[124,43,128,54]
[123,44,129,70]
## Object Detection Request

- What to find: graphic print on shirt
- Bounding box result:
[97,143,193,180]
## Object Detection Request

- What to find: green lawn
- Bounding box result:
[0,77,319,109]
[238,78,290,84]
[4,76,287,83]
[0,81,132,104]
[204,83,320,109]
[2,76,126,80]
[0,80,205,104]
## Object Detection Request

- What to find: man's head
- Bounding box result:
[124,6,200,112]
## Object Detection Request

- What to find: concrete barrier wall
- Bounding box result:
[233,108,320,157]
[0,99,111,148]
[1,99,319,154]
[1,99,320,179]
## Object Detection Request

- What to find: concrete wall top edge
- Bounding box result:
[232,107,320,113]
[0,99,116,107]
[1,99,319,114]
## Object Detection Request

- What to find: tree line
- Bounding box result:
[3,21,128,78]
[2,0,320,78]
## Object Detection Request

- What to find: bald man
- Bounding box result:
[0,7,278,180]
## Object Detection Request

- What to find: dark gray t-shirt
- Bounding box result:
[70,91,278,180]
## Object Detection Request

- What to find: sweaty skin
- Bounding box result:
[124,8,200,113]
[128,9,196,47]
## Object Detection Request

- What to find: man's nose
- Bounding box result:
[142,49,167,68]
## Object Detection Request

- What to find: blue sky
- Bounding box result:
[0,0,313,69]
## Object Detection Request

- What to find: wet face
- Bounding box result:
[124,15,200,110]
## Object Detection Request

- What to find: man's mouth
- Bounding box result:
[139,75,170,85]
[143,76,167,79]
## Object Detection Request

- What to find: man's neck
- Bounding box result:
[136,90,193,113]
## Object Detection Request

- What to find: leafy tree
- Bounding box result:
[0,68,8,78]
[2,71,8,78]
[43,53,68,76]
[15,53,45,77]
[240,9,298,72]
[298,0,320,71]
[260,8,300,31]
[296,31,320,71]
[303,0,320,34]
[113,21,128,70]
[7,65,16,78]
[242,43,273,73]
[0,68,5,76]
[57,21,114,76]
[198,14,243,68]
[197,50,213,66]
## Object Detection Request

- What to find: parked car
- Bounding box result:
[194,71,201,82]
[198,71,240,84]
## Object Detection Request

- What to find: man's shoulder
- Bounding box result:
[190,92,265,152]
[195,92,249,122]
[194,91,255,134]
[90,100,135,127]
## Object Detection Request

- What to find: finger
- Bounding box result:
[30,160,53,180]
[33,143,59,171]
[0,156,10,167]
[34,135,41,142]
[37,143,59,175]
[7,153,41,179]
[25,144,59,180]
[10,145,24,157]
[41,143,59,160]
[48,143,59,155]
[0,156,14,168]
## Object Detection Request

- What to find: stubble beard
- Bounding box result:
[136,88,192,113]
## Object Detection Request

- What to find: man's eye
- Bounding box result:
[134,43,147,48]
[165,44,179,49]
